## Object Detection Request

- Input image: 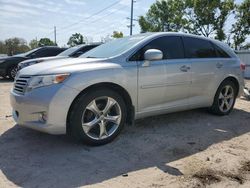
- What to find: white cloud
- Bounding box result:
[119,0,131,6]
[64,0,86,5]
[0,4,41,15]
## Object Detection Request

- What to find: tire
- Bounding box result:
[68,88,127,146]
[209,80,237,115]
[7,65,18,80]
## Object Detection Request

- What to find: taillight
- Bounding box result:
[240,62,246,71]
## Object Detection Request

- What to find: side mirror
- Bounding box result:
[144,49,163,61]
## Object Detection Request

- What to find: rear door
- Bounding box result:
[182,37,223,106]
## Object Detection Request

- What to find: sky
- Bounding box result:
[0,0,247,47]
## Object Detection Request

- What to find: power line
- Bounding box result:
[46,0,123,37]
[54,26,57,45]
[59,0,122,31]
[58,4,127,36]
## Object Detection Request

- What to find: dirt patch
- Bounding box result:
[240,161,250,173]
[1,79,250,187]
[192,169,221,185]
[223,173,245,184]
[192,168,246,186]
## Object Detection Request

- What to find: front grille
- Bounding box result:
[13,76,31,94]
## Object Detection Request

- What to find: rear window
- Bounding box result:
[183,37,217,58]
[213,44,230,58]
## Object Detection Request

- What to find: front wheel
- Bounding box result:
[68,88,127,145]
[209,80,237,115]
[8,66,18,80]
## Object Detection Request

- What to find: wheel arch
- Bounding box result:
[66,82,134,134]
[221,76,240,96]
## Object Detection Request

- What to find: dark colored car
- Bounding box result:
[18,43,101,71]
[0,46,66,79]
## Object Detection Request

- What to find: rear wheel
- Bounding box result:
[68,88,127,145]
[209,80,237,115]
[8,66,18,80]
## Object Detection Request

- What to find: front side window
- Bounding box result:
[130,36,185,61]
[183,37,217,58]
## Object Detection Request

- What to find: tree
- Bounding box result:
[112,31,123,38]
[29,39,39,49]
[38,38,55,47]
[138,0,187,32]
[67,33,86,47]
[185,0,234,40]
[4,37,30,56]
[0,41,7,54]
[231,0,250,49]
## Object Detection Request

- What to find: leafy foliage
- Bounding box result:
[231,0,250,49]
[139,0,235,41]
[185,0,234,40]
[138,0,187,32]
[112,31,124,38]
[38,38,55,47]
[67,33,86,47]
[29,39,39,49]
[1,38,30,56]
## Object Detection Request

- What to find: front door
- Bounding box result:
[130,36,191,114]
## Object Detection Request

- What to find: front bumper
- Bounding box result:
[10,84,79,134]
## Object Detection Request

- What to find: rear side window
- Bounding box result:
[79,45,98,54]
[71,45,98,57]
[130,36,185,61]
[183,37,217,58]
[213,44,230,58]
[32,48,64,58]
[45,48,65,56]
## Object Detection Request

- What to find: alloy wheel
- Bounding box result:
[10,67,18,79]
[218,85,234,113]
[81,96,122,140]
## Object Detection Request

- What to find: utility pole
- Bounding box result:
[54,26,57,45]
[35,37,38,48]
[130,0,134,35]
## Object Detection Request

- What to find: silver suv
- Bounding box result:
[10,32,245,145]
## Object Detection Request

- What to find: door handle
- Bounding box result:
[180,65,190,72]
[216,62,223,69]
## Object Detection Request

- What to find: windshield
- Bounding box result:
[14,47,41,57]
[81,34,150,58]
[57,45,82,56]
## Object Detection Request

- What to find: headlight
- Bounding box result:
[27,61,37,66]
[26,73,70,91]
[20,61,37,69]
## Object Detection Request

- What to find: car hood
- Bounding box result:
[19,56,68,65]
[19,57,120,76]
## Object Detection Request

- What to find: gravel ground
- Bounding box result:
[0,78,250,188]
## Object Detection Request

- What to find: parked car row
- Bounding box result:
[0,43,102,79]
[18,43,101,71]
[10,32,245,145]
[0,46,66,79]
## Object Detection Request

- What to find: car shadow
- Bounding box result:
[0,108,250,187]
[0,77,13,83]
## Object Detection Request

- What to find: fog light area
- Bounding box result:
[39,112,47,123]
